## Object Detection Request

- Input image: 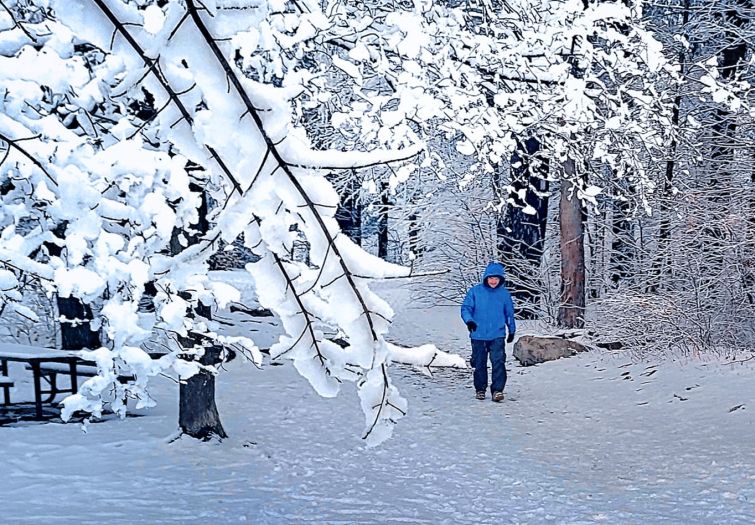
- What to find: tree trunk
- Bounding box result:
[649,0,690,292]
[497,137,550,318]
[178,336,227,440]
[45,222,100,350]
[556,24,587,329]
[558,161,586,329]
[335,172,362,246]
[609,182,634,286]
[377,181,389,259]
[408,212,422,258]
[704,0,747,259]
[57,298,100,350]
[175,185,227,440]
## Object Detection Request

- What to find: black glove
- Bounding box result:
[466,321,477,333]
[507,332,515,344]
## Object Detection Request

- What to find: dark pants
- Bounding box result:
[471,337,507,393]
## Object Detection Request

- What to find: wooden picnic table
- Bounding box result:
[0,343,81,420]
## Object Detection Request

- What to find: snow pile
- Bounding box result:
[0,283,752,523]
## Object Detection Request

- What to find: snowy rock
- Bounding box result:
[513,335,589,366]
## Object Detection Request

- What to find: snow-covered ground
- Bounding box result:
[1,278,754,524]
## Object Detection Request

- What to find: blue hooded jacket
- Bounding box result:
[460,262,516,341]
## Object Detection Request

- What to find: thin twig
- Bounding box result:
[0,132,58,187]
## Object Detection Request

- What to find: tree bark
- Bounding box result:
[408,212,422,258]
[377,181,390,259]
[45,222,100,350]
[497,137,550,318]
[175,185,227,440]
[335,173,362,246]
[558,161,586,329]
[609,182,634,287]
[57,298,100,350]
[178,337,227,440]
[649,0,690,292]
[704,0,748,260]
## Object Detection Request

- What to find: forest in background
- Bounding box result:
[331,0,755,359]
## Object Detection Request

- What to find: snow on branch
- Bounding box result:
[180,0,421,442]
[281,141,425,170]
[1,0,685,446]
[0,130,58,187]
[387,342,467,375]
[7,0,464,445]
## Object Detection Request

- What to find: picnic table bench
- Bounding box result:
[1,343,166,420]
[1,359,14,406]
[0,343,81,419]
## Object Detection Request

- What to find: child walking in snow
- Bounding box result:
[460,262,516,402]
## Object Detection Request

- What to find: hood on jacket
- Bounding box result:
[481,261,505,286]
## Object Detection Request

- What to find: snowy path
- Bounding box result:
[1,281,754,524]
